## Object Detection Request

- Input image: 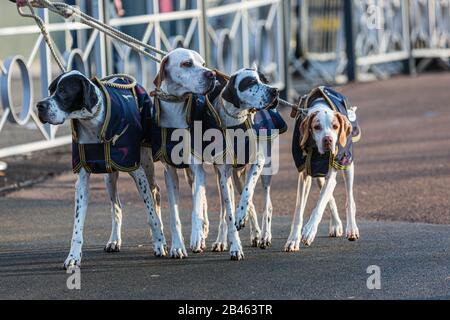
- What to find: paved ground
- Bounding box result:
[0,73,450,299]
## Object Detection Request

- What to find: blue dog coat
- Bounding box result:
[72,77,152,174]
[292,86,361,177]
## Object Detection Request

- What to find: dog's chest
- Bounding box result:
[159,100,189,128]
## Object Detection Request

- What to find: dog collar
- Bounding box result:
[220,98,249,123]
[149,88,190,103]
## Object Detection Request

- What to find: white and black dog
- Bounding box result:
[36,70,167,269]
[206,68,280,259]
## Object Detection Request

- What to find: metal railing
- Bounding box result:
[291,0,450,83]
[0,0,287,159]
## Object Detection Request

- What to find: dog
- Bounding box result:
[204,67,281,259]
[285,86,361,251]
[150,48,216,258]
[36,70,167,269]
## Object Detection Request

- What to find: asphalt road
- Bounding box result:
[0,73,450,299]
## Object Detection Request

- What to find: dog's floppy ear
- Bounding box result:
[257,71,269,84]
[299,112,317,150]
[221,74,240,108]
[153,56,169,88]
[69,74,98,111]
[336,113,352,147]
[48,73,65,95]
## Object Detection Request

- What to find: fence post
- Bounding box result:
[199,0,210,66]
[402,0,416,75]
[343,0,356,82]
[281,0,291,100]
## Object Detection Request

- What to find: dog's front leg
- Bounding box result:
[64,168,90,269]
[302,169,338,246]
[235,153,265,231]
[343,162,359,241]
[232,167,261,246]
[284,171,312,252]
[218,165,244,260]
[317,177,343,237]
[104,172,122,252]
[164,165,187,258]
[189,164,207,253]
[129,167,167,257]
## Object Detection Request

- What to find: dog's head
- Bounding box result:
[221,68,279,112]
[300,100,352,154]
[36,71,100,125]
[153,48,216,96]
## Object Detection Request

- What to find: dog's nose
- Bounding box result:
[36,101,50,112]
[323,136,332,149]
[269,87,279,96]
[204,70,216,79]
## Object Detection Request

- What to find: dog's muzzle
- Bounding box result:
[36,100,51,124]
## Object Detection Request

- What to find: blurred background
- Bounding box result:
[0,0,449,190]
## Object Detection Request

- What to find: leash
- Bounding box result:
[149,88,190,103]
[15,0,166,64]
[14,1,300,108]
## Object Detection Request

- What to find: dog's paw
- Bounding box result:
[329,222,343,238]
[229,242,244,261]
[153,242,168,257]
[301,222,319,246]
[235,214,248,231]
[346,225,360,241]
[170,245,188,259]
[284,238,300,252]
[104,241,121,253]
[259,235,272,249]
[63,255,81,270]
[212,241,227,252]
[190,228,206,254]
[251,237,261,248]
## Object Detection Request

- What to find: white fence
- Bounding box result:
[0,0,287,159]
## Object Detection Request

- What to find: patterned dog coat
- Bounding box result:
[72,77,152,174]
[292,86,361,177]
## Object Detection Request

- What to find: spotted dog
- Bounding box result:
[285,86,361,251]
[204,68,282,260]
[36,70,166,269]
[150,48,216,258]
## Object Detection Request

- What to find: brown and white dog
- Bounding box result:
[284,96,359,252]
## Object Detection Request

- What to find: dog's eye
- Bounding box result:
[332,124,339,130]
[313,124,322,131]
[181,60,193,68]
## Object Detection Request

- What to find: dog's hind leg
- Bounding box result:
[260,174,273,249]
[141,147,161,220]
[64,168,90,269]
[317,177,343,238]
[218,165,244,260]
[129,166,167,257]
[212,167,228,252]
[185,168,209,250]
[343,163,359,241]
[302,169,338,246]
[284,171,311,252]
[104,172,122,252]
[164,165,187,258]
